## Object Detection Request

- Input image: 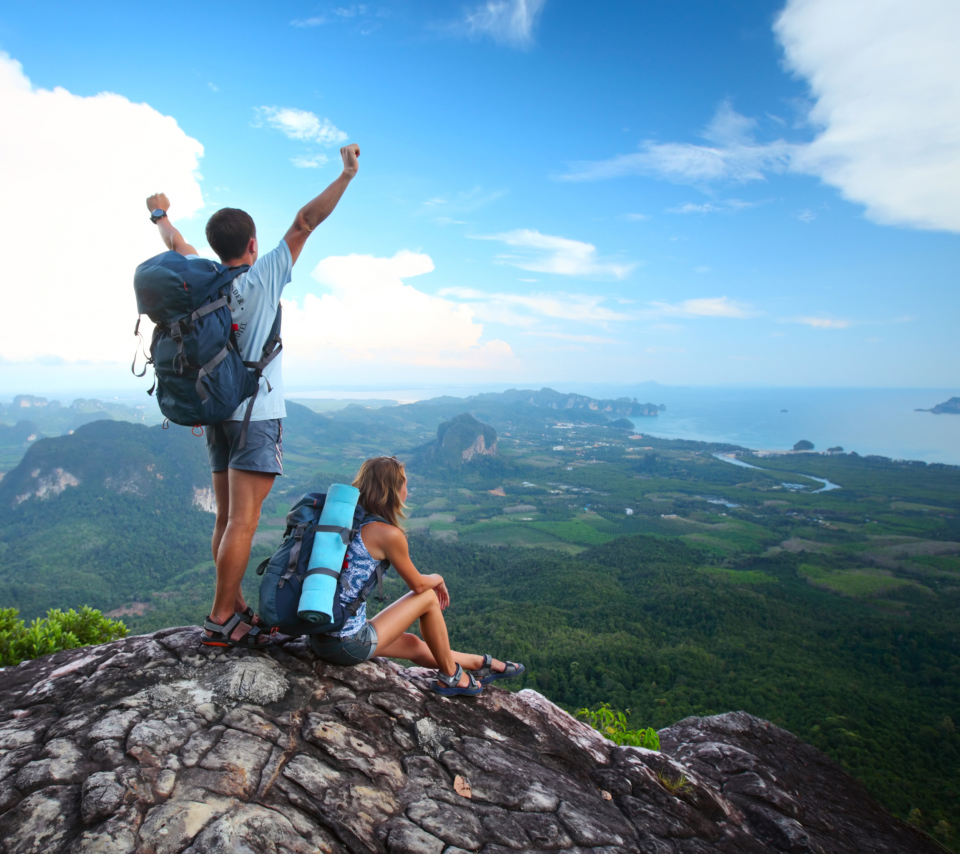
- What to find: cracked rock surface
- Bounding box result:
[0,627,938,853]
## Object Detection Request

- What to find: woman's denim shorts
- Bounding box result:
[308,622,379,666]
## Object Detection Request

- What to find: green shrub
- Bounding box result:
[0,606,128,667]
[576,702,660,750]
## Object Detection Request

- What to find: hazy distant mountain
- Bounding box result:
[325,386,664,436]
[471,387,663,417]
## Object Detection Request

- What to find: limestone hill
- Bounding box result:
[0,627,939,853]
[409,414,510,481]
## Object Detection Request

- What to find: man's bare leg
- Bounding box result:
[207,468,275,642]
[211,470,230,562]
[211,470,251,618]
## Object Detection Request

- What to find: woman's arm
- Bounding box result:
[362,523,448,603]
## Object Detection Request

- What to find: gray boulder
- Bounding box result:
[0,627,939,853]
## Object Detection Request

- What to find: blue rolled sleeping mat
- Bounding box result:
[297,483,360,624]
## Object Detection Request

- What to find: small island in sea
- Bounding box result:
[916,396,960,414]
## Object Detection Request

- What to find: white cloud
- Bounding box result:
[464,0,547,48]
[775,0,960,232]
[562,2,960,233]
[255,106,347,146]
[440,286,630,326]
[0,52,205,364]
[561,102,796,185]
[647,297,754,319]
[282,251,515,369]
[473,229,635,279]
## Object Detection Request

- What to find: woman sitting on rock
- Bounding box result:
[308,455,523,697]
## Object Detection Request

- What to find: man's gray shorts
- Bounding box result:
[206,419,283,475]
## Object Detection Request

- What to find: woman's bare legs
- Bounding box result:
[369,590,507,688]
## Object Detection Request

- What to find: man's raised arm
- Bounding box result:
[284,144,360,265]
[146,193,198,256]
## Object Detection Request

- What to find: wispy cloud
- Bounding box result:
[421,186,507,214]
[472,229,635,279]
[668,198,759,215]
[524,331,618,344]
[560,102,795,186]
[291,154,329,169]
[783,314,915,330]
[790,316,851,329]
[291,5,379,30]
[291,16,327,27]
[463,0,547,48]
[646,297,754,319]
[439,287,629,326]
[255,107,347,145]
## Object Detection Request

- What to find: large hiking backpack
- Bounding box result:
[256,492,391,636]
[131,251,282,446]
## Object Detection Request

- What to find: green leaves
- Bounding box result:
[0,606,127,666]
[576,702,660,750]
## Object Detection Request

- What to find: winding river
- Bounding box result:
[712,453,841,493]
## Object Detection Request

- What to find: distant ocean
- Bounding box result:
[627,387,960,466]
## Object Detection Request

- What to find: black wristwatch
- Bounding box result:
[150,208,168,224]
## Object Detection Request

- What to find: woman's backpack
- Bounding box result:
[256,492,391,636]
[131,251,282,446]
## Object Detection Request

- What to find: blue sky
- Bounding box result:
[1,0,958,394]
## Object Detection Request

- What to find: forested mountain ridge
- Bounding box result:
[0,420,214,617]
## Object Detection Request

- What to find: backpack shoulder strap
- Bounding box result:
[237,304,283,450]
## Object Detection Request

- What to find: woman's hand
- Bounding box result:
[434,580,450,610]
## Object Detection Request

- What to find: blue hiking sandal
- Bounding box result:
[470,654,525,686]
[431,663,483,697]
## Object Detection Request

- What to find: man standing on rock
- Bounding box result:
[145,143,360,646]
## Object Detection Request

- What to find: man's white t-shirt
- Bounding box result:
[188,239,293,422]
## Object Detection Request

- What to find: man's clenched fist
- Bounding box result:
[146,193,170,212]
[340,144,360,177]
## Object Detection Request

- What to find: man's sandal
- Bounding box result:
[201,613,271,648]
[236,606,260,626]
[431,663,483,697]
[469,654,525,686]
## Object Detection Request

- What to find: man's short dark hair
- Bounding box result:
[205,208,256,262]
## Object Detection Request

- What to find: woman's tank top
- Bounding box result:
[330,526,381,637]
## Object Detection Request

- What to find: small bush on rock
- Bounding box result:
[0,606,128,666]
[576,702,660,750]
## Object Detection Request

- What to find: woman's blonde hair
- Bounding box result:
[353,456,407,528]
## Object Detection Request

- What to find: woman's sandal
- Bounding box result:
[201,613,272,648]
[431,663,483,697]
[469,654,525,686]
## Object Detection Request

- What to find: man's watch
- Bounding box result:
[150,209,168,224]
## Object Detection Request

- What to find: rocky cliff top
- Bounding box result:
[0,627,937,854]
